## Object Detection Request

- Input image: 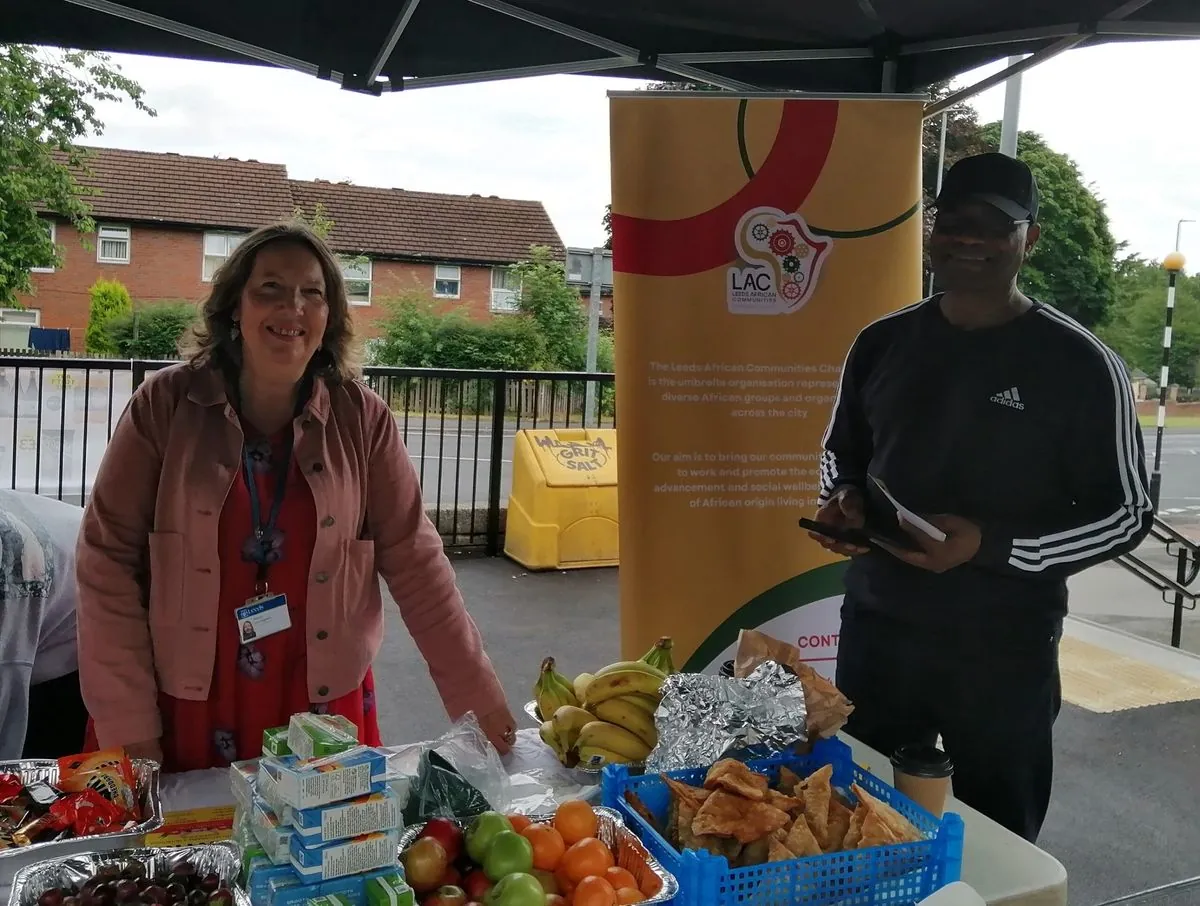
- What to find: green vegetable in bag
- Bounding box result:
[401,749,493,824]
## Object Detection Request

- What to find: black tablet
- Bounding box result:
[798,517,924,552]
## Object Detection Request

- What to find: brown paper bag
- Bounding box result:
[734,628,854,738]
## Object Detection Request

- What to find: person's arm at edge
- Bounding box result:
[972,347,1153,580]
[818,334,874,507]
[75,378,168,747]
[0,662,34,759]
[360,385,514,754]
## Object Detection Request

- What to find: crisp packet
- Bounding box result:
[288,714,359,760]
[274,747,389,811]
[56,749,139,818]
[293,788,401,846]
[290,830,401,881]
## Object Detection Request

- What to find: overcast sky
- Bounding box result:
[87,38,1200,267]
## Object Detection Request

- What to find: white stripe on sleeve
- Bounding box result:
[1005,307,1151,572]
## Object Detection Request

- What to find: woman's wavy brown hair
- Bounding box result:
[180,222,362,385]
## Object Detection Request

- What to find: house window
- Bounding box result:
[97,225,131,264]
[340,256,372,306]
[490,267,522,313]
[0,309,40,326]
[434,264,461,299]
[202,231,246,281]
[31,220,56,273]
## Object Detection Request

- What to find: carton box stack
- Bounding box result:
[231,713,415,906]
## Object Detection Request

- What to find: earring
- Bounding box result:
[231,322,240,341]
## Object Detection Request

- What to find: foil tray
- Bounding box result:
[7,843,250,906]
[399,807,677,906]
[523,702,646,778]
[0,759,164,886]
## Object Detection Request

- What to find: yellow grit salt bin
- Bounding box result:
[504,428,619,570]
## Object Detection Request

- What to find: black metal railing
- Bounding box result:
[0,356,616,553]
[1113,515,1198,649]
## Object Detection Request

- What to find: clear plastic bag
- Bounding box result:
[385,713,511,821]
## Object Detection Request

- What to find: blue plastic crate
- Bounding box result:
[601,738,964,906]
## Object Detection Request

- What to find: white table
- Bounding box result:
[844,735,1067,906]
[153,730,1066,906]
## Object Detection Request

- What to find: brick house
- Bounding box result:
[19,147,565,350]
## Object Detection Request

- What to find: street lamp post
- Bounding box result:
[1150,250,1188,512]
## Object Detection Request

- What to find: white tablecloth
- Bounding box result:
[4,730,1067,906]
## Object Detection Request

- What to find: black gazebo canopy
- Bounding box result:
[2,0,1199,111]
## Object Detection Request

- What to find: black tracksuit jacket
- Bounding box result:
[819,296,1154,637]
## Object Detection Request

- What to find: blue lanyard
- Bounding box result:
[244,435,294,593]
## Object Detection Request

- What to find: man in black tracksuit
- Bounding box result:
[811,152,1153,842]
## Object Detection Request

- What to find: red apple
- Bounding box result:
[424,887,467,906]
[462,870,492,902]
[420,818,464,863]
[439,866,462,890]
[402,838,450,894]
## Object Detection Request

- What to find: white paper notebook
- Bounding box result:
[870,475,948,542]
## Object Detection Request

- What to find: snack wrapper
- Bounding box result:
[646,661,808,772]
[733,628,855,738]
[56,749,139,820]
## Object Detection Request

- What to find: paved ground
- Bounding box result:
[1144,429,1200,518]
[372,556,1200,906]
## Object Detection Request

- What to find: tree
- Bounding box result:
[372,294,545,370]
[511,245,587,369]
[975,123,1118,328]
[85,278,133,354]
[291,202,335,239]
[104,301,198,359]
[0,45,154,306]
[1099,258,1200,385]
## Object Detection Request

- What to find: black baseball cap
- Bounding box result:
[935,152,1039,223]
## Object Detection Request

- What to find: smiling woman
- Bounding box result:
[75,222,517,772]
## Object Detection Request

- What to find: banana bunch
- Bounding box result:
[532,656,578,721]
[533,638,680,771]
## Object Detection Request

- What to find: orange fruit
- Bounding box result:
[603,868,638,892]
[616,889,644,905]
[508,814,533,834]
[554,865,577,899]
[553,801,598,846]
[523,824,568,871]
[561,838,615,884]
[572,877,617,906]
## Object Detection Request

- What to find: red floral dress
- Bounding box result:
[87,432,382,771]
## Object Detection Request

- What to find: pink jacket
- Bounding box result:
[76,363,511,749]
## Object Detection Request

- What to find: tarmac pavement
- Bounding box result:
[371,556,1200,906]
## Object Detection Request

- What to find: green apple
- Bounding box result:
[483,874,544,906]
[482,830,534,881]
[465,812,514,864]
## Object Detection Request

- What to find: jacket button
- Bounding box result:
[315,572,329,583]
[317,685,329,697]
[312,462,324,473]
[321,516,335,527]
[316,630,328,640]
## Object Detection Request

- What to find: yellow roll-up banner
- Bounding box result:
[610,93,925,676]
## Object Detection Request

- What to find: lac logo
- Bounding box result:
[728,207,832,315]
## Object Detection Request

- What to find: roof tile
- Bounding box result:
[62,146,563,264]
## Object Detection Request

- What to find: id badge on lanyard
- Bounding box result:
[239,437,294,643]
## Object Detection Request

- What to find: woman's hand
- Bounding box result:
[478,707,519,756]
[122,738,164,765]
